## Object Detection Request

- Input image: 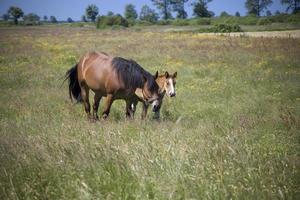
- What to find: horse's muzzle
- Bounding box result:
[151,99,160,112]
[152,105,159,112]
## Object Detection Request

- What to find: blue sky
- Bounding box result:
[0,0,287,21]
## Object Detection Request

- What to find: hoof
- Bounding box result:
[102,114,108,120]
[88,117,97,123]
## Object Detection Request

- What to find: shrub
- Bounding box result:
[23,13,40,26]
[238,16,258,25]
[211,24,243,33]
[287,13,300,23]
[157,20,172,25]
[96,15,128,29]
[171,19,189,26]
[256,18,272,25]
[136,20,154,26]
[190,18,211,25]
[270,13,290,23]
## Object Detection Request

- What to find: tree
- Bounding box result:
[86,4,99,22]
[193,0,214,17]
[151,0,173,19]
[275,10,281,15]
[140,5,159,23]
[107,11,114,16]
[2,13,9,21]
[50,16,57,23]
[171,0,189,19]
[81,15,87,22]
[8,6,24,24]
[266,10,272,16]
[67,17,73,23]
[43,16,48,21]
[23,13,40,25]
[281,0,300,13]
[124,4,138,20]
[220,11,230,17]
[245,0,273,17]
[235,11,241,17]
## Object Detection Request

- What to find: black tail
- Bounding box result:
[65,64,82,102]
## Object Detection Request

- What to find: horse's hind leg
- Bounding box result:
[80,84,91,120]
[102,94,114,119]
[93,93,102,120]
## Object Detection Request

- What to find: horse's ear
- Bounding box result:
[154,71,158,79]
[165,71,169,78]
[142,75,147,83]
[173,71,177,78]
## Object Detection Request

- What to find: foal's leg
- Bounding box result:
[141,102,149,120]
[93,93,102,120]
[131,100,138,118]
[153,98,163,120]
[102,94,114,119]
[81,85,91,119]
[125,100,137,119]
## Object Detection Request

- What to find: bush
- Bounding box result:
[287,13,300,23]
[23,13,40,26]
[136,20,154,26]
[211,24,243,33]
[96,15,128,29]
[269,13,290,23]
[171,19,189,26]
[256,18,272,25]
[190,18,211,25]
[157,20,172,25]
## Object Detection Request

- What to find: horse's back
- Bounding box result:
[78,51,121,93]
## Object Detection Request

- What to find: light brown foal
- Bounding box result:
[131,71,177,119]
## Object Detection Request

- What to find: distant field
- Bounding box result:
[0,26,299,199]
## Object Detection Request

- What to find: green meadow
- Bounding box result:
[0,27,299,199]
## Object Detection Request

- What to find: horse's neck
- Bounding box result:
[156,76,166,94]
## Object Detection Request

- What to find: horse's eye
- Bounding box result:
[167,82,170,85]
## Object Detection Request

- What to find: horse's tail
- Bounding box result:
[65,64,82,103]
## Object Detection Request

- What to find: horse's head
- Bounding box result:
[135,71,160,112]
[162,71,177,97]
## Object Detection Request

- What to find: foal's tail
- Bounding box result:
[65,64,82,102]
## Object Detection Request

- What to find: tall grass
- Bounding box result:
[0,27,299,199]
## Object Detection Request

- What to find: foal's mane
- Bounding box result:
[112,57,157,91]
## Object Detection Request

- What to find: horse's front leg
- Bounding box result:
[102,94,114,119]
[141,102,149,120]
[153,109,161,120]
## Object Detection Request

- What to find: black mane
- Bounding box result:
[112,57,158,92]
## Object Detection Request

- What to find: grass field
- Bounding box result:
[0,26,299,199]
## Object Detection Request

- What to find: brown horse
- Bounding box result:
[65,51,161,120]
[130,71,177,119]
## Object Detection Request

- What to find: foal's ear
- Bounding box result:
[154,71,158,79]
[165,71,169,78]
[173,71,177,78]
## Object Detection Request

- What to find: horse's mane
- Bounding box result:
[112,57,158,91]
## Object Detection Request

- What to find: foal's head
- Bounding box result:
[160,71,177,97]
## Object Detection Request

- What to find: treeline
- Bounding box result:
[1,0,300,26]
